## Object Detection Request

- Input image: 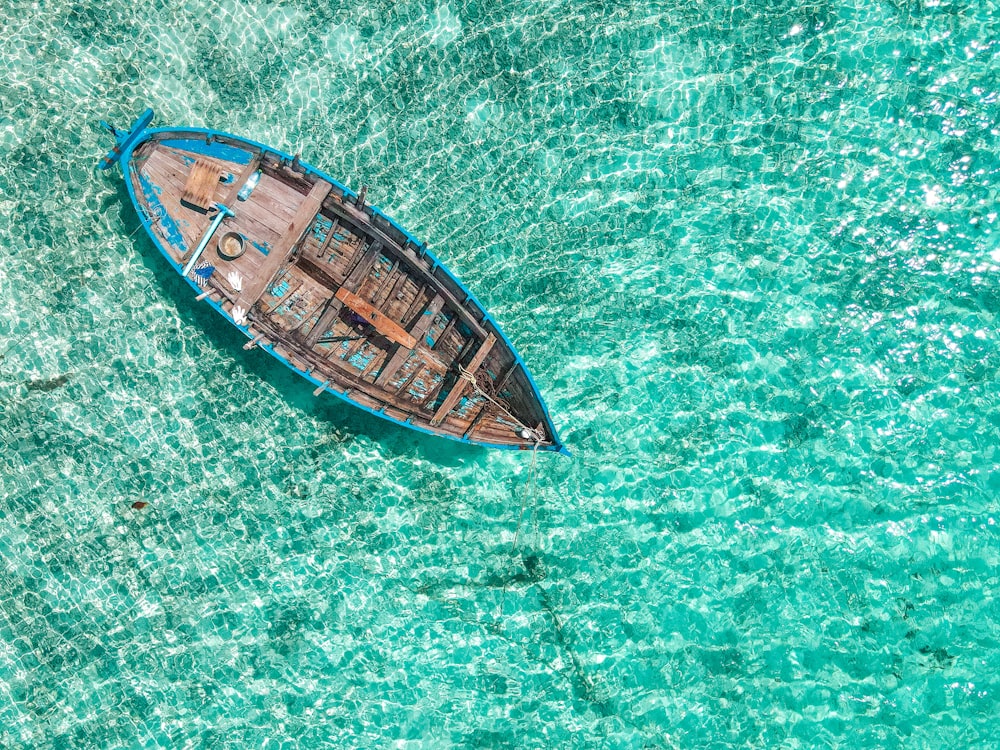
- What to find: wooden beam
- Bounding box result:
[460,361,517,438]
[384,270,411,308]
[303,241,383,347]
[462,402,491,439]
[432,314,458,351]
[374,295,444,387]
[334,287,417,349]
[324,198,488,340]
[303,295,342,348]
[315,219,339,260]
[430,333,496,426]
[370,259,399,304]
[343,241,383,290]
[400,291,431,330]
[235,178,332,309]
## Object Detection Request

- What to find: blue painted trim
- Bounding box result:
[97,108,154,171]
[136,125,356,200]
[105,109,568,455]
[158,137,254,165]
[137,172,187,253]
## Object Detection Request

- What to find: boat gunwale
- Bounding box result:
[117,121,569,455]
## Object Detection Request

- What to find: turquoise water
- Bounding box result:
[1,0,998,746]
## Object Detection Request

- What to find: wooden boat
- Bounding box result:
[98,109,567,454]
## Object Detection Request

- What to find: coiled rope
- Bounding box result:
[456,363,545,443]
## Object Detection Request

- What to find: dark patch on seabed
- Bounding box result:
[421,551,627,722]
[24,373,72,392]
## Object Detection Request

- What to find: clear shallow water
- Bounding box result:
[1,0,998,746]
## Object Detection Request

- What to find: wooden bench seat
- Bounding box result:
[430,333,496,425]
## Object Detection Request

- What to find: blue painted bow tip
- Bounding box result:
[97,107,155,171]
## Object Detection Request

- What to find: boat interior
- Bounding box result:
[127,134,554,449]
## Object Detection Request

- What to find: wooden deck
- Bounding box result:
[234,178,332,310]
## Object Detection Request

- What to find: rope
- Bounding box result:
[510,439,541,555]
[130,204,164,238]
[455,361,545,555]
[0,331,36,363]
[457,364,545,443]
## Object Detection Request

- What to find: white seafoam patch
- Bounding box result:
[321,23,364,67]
[426,2,462,47]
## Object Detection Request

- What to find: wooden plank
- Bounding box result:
[370,259,399,305]
[343,241,383,290]
[360,350,386,380]
[334,287,417,349]
[432,314,458,351]
[430,333,497,426]
[460,360,517,439]
[410,295,445,342]
[493,360,519,394]
[315,218,339,259]
[182,159,224,210]
[341,338,374,372]
[303,241,384,347]
[303,295,342,348]
[324,198,489,340]
[462,401,492,439]
[374,295,444,387]
[140,155,208,252]
[384,270,411,308]
[400,289,431,330]
[235,178,332,309]
[219,172,308,253]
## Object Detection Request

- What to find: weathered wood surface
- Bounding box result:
[430,333,497,426]
[374,295,444,387]
[302,241,383,347]
[138,148,209,253]
[236,178,332,309]
[333,287,417,349]
[343,242,384,291]
[325,197,489,341]
[182,159,224,210]
[127,132,557,449]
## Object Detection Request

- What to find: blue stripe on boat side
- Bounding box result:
[137,172,188,254]
[158,138,254,164]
